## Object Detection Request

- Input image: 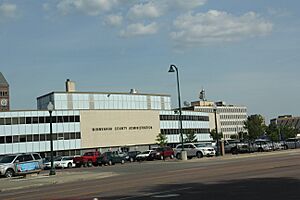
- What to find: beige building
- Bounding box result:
[80,110,160,149]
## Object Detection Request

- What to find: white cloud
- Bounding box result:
[171,10,273,46]
[120,22,158,37]
[0,3,17,18]
[169,0,207,10]
[57,0,119,16]
[128,2,163,20]
[105,14,123,26]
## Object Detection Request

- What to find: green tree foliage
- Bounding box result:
[266,123,280,142]
[156,133,168,147]
[243,114,266,140]
[279,125,298,140]
[210,129,223,141]
[184,130,198,143]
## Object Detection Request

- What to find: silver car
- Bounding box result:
[0,153,43,178]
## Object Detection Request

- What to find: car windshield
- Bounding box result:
[195,143,206,148]
[62,157,72,161]
[0,155,16,163]
[54,157,62,161]
[141,151,151,154]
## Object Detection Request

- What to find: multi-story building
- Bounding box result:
[0,72,9,112]
[0,80,211,156]
[270,115,300,137]
[184,100,248,139]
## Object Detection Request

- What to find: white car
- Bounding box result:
[135,150,156,161]
[174,143,215,159]
[194,143,216,157]
[45,156,75,169]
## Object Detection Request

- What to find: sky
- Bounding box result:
[0,0,299,122]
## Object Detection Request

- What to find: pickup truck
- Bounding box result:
[73,151,101,167]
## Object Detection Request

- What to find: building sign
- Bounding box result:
[92,126,153,132]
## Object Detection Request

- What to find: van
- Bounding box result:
[0,153,43,178]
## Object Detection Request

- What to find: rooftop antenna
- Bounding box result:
[199,88,206,101]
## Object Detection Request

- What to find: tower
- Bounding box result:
[0,72,10,111]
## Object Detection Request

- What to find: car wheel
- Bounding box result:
[121,159,125,164]
[130,157,134,162]
[87,161,93,167]
[176,153,181,159]
[75,163,81,168]
[196,151,203,158]
[67,163,72,168]
[5,169,14,178]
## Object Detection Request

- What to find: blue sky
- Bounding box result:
[0,0,299,122]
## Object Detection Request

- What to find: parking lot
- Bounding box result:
[0,149,300,199]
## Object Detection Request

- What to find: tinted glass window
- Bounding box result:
[23,154,34,162]
[0,155,16,163]
[33,154,41,160]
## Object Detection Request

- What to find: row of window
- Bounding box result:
[220,121,245,126]
[161,128,210,135]
[0,132,81,144]
[0,91,8,96]
[0,115,80,125]
[160,115,209,121]
[220,115,247,120]
[221,127,243,133]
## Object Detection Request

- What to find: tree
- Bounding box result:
[243,114,266,140]
[279,125,298,140]
[210,129,223,141]
[184,130,197,143]
[266,123,280,142]
[156,133,168,147]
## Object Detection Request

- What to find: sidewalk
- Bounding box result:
[0,171,117,192]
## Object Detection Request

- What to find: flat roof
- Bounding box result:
[37,91,171,100]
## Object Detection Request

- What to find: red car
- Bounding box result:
[73,151,101,167]
[155,146,175,160]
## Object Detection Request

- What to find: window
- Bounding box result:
[75,116,80,122]
[5,118,11,125]
[40,134,45,141]
[13,135,19,143]
[19,117,25,124]
[5,136,12,143]
[0,136,4,143]
[12,117,19,125]
[39,116,45,123]
[0,118,4,125]
[34,134,39,141]
[69,116,75,122]
[26,117,32,124]
[32,117,39,124]
[23,154,34,162]
[27,135,33,142]
[20,135,26,142]
[76,132,81,139]
[64,132,70,140]
[32,153,41,160]
[70,133,76,139]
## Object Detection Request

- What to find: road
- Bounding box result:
[1,150,300,200]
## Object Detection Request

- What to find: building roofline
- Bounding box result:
[36,91,171,100]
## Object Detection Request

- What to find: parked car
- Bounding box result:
[174,143,206,159]
[97,151,126,166]
[125,151,141,162]
[194,143,216,157]
[155,147,175,160]
[73,151,101,167]
[253,140,273,152]
[0,153,43,178]
[135,150,157,161]
[284,138,300,149]
[46,156,75,169]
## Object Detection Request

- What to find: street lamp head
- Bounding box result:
[168,65,176,73]
[47,102,54,112]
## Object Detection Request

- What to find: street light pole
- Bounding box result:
[169,64,187,160]
[47,102,56,176]
[213,105,220,156]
